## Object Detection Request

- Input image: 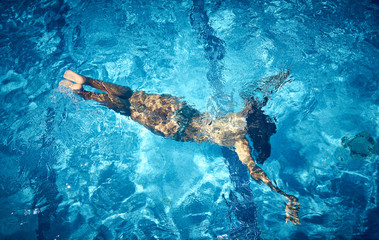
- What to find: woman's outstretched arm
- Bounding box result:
[234,138,300,225]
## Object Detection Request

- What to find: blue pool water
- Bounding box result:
[0,0,378,239]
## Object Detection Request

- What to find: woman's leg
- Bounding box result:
[63,70,133,99]
[78,91,131,116]
[59,80,131,116]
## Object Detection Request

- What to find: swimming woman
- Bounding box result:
[59,69,300,225]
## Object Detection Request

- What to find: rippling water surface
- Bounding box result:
[0,0,378,239]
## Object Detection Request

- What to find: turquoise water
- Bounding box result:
[0,0,378,239]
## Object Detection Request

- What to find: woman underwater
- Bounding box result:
[59,69,300,225]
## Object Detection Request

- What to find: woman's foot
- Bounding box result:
[63,70,86,85]
[59,80,83,91]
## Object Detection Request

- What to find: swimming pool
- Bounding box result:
[0,0,378,239]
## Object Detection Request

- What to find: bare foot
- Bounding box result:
[59,80,83,91]
[63,70,86,85]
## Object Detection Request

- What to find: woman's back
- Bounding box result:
[129,91,249,146]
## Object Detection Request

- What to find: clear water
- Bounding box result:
[0,0,378,239]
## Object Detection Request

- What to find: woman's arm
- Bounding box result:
[235,138,300,225]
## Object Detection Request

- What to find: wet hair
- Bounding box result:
[246,97,277,164]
